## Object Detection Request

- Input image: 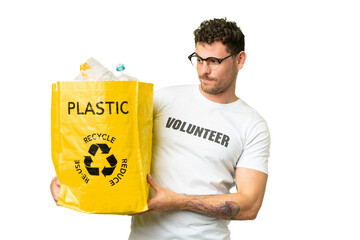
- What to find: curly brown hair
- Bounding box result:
[194,18,245,54]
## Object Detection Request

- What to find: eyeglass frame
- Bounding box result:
[187,52,237,69]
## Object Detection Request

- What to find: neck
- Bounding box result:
[198,85,238,104]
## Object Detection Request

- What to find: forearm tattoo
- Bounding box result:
[188,198,241,219]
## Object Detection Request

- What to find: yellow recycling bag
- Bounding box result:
[51,80,153,214]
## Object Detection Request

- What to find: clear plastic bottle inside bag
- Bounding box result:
[73,57,115,81]
[74,58,138,81]
[116,64,138,81]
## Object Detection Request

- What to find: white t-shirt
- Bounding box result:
[129,85,270,240]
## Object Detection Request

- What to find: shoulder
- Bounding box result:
[230,100,270,143]
[155,85,195,98]
[154,85,195,107]
[236,99,267,125]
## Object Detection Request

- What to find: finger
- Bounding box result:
[147,201,155,211]
[129,210,150,216]
[54,177,60,186]
[50,176,61,203]
[147,174,160,191]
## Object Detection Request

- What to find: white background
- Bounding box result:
[1,0,359,239]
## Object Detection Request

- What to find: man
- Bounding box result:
[51,18,270,239]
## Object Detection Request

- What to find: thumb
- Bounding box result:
[147,174,160,191]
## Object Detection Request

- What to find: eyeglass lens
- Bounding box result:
[190,56,220,70]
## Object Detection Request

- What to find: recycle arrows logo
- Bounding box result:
[84,143,117,177]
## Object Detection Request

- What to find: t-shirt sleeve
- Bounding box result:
[153,91,160,118]
[236,119,270,174]
[153,87,169,118]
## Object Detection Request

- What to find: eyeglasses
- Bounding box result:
[188,52,235,70]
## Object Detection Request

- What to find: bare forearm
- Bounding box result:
[177,193,255,220]
[185,195,240,219]
[146,173,265,220]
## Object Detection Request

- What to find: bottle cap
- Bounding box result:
[116,64,125,72]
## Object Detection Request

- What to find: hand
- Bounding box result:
[147,174,183,212]
[50,176,61,204]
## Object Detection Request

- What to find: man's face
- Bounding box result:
[195,41,239,96]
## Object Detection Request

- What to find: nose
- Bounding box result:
[198,61,211,75]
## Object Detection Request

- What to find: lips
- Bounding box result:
[201,78,211,82]
[199,75,216,83]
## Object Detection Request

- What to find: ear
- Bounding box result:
[236,51,247,70]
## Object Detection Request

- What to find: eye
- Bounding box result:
[206,58,219,65]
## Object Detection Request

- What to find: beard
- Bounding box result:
[199,74,236,95]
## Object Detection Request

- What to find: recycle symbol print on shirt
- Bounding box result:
[84,143,117,177]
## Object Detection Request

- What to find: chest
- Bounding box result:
[154,104,246,169]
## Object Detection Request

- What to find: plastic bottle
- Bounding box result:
[76,57,116,81]
[116,64,127,80]
[116,64,138,81]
